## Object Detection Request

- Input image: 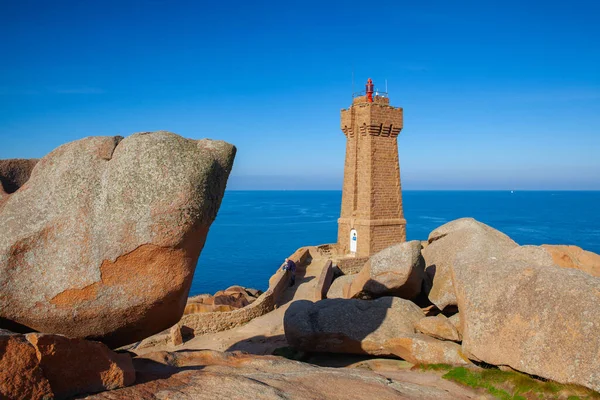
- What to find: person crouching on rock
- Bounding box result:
[282,258,297,286]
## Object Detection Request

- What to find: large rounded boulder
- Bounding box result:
[284,297,424,356]
[423,218,518,309]
[284,297,469,365]
[452,246,600,392]
[348,240,425,300]
[0,131,235,348]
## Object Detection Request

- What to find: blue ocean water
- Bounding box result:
[190,190,600,296]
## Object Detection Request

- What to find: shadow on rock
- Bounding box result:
[225,334,287,355]
[283,297,413,355]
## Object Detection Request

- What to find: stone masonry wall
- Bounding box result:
[335,256,369,275]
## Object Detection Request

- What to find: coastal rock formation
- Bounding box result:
[184,286,261,314]
[504,245,555,266]
[541,244,600,277]
[452,251,600,391]
[0,330,52,400]
[285,297,424,356]
[348,240,425,300]
[414,315,461,342]
[423,218,518,309]
[82,350,477,400]
[0,330,133,400]
[0,131,236,348]
[385,335,469,365]
[326,274,354,299]
[284,297,469,365]
[26,333,135,399]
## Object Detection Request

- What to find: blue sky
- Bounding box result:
[1,0,599,189]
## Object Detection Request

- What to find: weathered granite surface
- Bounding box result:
[453,246,600,392]
[82,350,477,400]
[423,218,518,309]
[284,297,469,365]
[349,240,425,300]
[0,330,133,400]
[0,131,235,348]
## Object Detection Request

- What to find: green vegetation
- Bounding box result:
[416,363,454,372]
[414,364,600,400]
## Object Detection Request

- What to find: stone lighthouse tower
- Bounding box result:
[337,78,406,258]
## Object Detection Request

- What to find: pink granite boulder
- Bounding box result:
[0,131,235,348]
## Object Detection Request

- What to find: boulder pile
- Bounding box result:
[2,132,599,397]
[287,218,600,393]
[184,286,262,314]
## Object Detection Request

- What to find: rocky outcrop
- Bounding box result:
[541,244,600,277]
[0,132,236,348]
[423,218,518,309]
[285,298,424,356]
[448,314,462,340]
[452,250,600,392]
[385,335,469,365]
[284,297,468,365]
[0,330,133,400]
[184,286,261,314]
[348,240,425,300]
[82,350,476,400]
[326,274,354,299]
[414,315,460,342]
[26,333,135,399]
[0,330,52,400]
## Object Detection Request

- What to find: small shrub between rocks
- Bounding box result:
[416,363,454,372]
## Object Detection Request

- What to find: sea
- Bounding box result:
[190,190,600,296]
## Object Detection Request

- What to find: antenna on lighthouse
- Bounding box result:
[385,79,388,94]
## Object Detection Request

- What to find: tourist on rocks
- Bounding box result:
[282,258,297,286]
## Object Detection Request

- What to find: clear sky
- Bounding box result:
[1,0,599,190]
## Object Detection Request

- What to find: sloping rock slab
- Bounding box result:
[453,249,600,392]
[0,132,235,348]
[81,350,477,400]
[385,334,469,365]
[414,315,460,342]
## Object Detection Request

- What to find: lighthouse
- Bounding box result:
[337,78,406,258]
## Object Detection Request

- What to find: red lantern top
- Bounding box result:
[366,78,374,102]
